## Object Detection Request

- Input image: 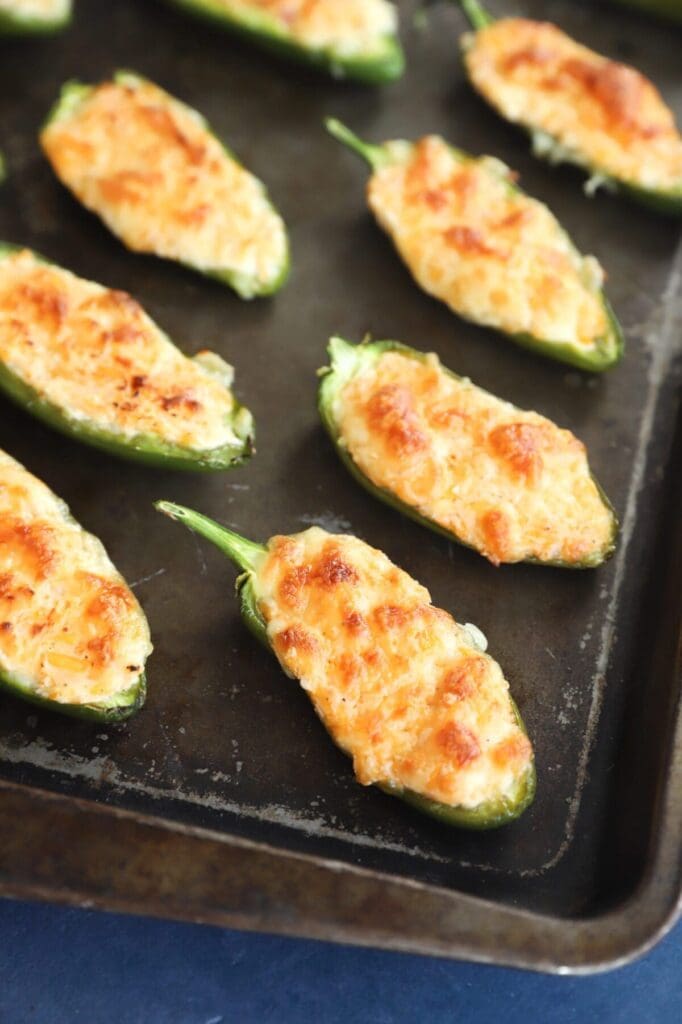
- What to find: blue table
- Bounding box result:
[2,898,680,1023]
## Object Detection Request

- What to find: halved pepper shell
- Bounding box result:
[318,336,619,569]
[155,501,536,829]
[0,243,255,471]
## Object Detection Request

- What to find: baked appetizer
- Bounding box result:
[0,244,254,470]
[319,337,617,568]
[0,449,151,720]
[0,0,71,34]
[458,0,682,214]
[156,502,536,828]
[40,71,289,298]
[326,120,623,370]
[159,0,404,84]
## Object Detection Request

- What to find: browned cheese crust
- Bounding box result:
[334,351,614,565]
[256,527,532,808]
[40,77,287,289]
[367,137,607,348]
[464,18,682,192]
[0,249,240,450]
[0,451,151,705]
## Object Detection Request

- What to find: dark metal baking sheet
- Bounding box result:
[0,0,680,972]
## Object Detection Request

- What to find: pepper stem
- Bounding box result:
[457,0,495,30]
[154,501,266,574]
[324,118,389,171]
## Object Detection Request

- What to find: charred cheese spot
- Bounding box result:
[368,136,608,348]
[0,450,151,705]
[0,521,56,579]
[366,383,428,456]
[313,542,359,588]
[334,349,614,565]
[256,526,533,809]
[479,510,512,568]
[40,76,287,291]
[488,422,545,484]
[274,624,317,657]
[0,249,241,451]
[191,0,397,58]
[435,722,481,768]
[464,19,682,193]
[439,656,487,703]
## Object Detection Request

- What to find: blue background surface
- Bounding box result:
[1,898,680,1022]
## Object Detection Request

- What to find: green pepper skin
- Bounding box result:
[158,0,404,84]
[0,242,255,470]
[155,500,536,829]
[0,1,71,35]
[42,73,290,299]
[319,336,618,569]
[456,0,682,216]
[0,669,146,723]
[325,119,624,371]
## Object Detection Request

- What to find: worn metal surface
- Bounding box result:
[0,0,680,970]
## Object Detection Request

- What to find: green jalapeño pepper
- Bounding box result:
[0,244,254,470]
[40,71,290,299]
[158,0,404,84]
[0,0,71,35]
[318,336,618,568]
[326,118,623,370]
[455,0,682,215]
[155,501,536,829]
[0,449,151,722]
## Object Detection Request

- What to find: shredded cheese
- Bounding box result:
[0,451,151,705]
[256,526,533,809]
[334,349,614,566]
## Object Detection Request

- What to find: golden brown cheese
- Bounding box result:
[0,249,242,451]
[201,0,397,57]
[256,526,532,809]
[40,76,287,291]
[367,136,607,348]
[464,18,682,192]
[0,450,151,705]
[333,350,613,565]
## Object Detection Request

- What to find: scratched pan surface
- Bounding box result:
[0,0,681,969]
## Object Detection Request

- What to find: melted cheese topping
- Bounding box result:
[0,450,151,705]
[464,19,682,193]
[191,0,396,58]
[0,249,242,451]
[257,527,532,809]
[334,350,613,566]
[0,0,68,19]
[40,76,287,293]
[368,137,607,349]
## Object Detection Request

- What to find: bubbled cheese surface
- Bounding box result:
[195,0,397,58]
[464,19,682,193]
[368,136,608,349]
[40,76,287,293]
[0,450,151,705]
[334,350,614,566]
[256,526,533,809]
[0,249,242,452]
